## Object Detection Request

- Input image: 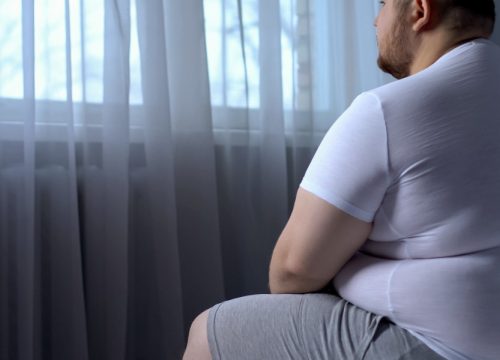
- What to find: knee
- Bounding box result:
[184,309,212,360]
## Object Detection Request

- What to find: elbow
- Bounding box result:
[268,256,297,294]
[268,259,326,294]
[268,267,294,294]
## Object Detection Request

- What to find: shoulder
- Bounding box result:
[328,91,386,143]
[343,92,383,119]
[368,39,500,107]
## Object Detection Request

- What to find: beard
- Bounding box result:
[377,19,414,79]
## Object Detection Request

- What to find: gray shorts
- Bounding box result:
[207,293,445,360]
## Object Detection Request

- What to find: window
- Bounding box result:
[203,0,390,117]
[203,0,319,111]
[0,0,146,142]
[0,0,143,104]
[0,2,23,99]
[0,0,387,137]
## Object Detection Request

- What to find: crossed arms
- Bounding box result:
[268,188,372,294]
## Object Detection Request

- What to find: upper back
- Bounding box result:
[367,39,500,258]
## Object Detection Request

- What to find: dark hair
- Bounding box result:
[397,0,496,35]
[444,0,496,34]
[449,0,496,22]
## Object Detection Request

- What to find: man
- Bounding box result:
[184,0,500,359]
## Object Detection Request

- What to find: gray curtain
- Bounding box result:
[0,0,387,359]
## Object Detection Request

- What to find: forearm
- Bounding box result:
[268,233,334,294]
[268,269,331,294]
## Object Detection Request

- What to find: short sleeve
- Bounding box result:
[300,92,391,222]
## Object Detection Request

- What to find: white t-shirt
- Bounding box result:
[300,38,500,360]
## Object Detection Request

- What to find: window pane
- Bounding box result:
[203,0,224,106]
[280,0,296,110]
[35,0,67,100]
[204,0,262,109]
[82,0,104,103]
[130,0,143,105]
[0,1,23,99]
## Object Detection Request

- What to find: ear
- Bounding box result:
[410,0,432,32]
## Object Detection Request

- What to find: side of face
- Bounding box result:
[374,0,414,79]
[374,0,396,44]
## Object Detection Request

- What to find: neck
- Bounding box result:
[409,30,487,75]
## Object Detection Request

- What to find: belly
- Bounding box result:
[333,249,500,359]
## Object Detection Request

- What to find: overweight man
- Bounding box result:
[184,0,500,359]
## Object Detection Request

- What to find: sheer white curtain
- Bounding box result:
[206,0,390,299]
[0,0,387,359]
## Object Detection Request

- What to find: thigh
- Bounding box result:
[206,293,444,360]
[207,293,383,360]
[207,294,307,360]
[364,321,446,360]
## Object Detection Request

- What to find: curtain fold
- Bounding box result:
[19,0,36,359]
[0,0,387,359]
[134,1,184,358]
[163,0,225,339]
[101,0,130,358]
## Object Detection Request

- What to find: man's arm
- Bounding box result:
[268,188,372,294]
